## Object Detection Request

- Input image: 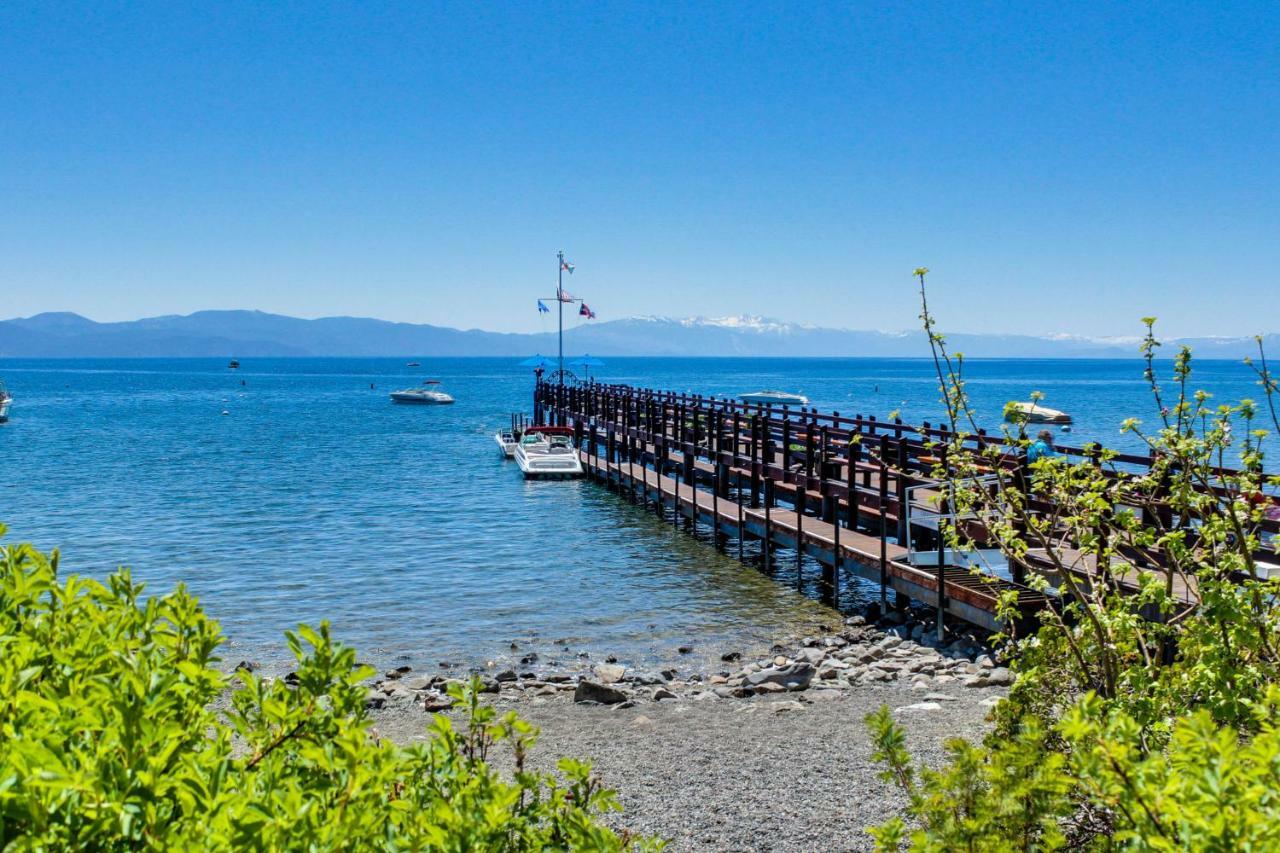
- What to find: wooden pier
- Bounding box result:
[533,381,1061,635]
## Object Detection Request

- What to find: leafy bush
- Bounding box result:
[865,271,1280,850]
[0,528,661,850]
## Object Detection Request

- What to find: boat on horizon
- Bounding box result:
[0,381,11,423]
[514,425,583,478]
[228,359,240,369]
[390,380,455,405]
[740,390,809,406]
[406,361,421,367]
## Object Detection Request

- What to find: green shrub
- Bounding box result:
[864,271,1280,850]
[0,527,662,850]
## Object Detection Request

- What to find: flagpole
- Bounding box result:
[557,249,564,385]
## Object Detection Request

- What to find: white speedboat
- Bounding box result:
[740,390,809,406]
[0,381,10,423]
[514,426,584,478]
[1006,401,1072,425]
[391,380,455,404]
[495,429,518,457]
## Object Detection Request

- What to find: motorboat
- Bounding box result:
[228,359,240,369]
[0,381,10,423]
[1005,401,1072,425]
[495,429,519,458]
[514,426,584,478]
[740,390,809,406]
[390,380,455,405]
[406,361,421,367]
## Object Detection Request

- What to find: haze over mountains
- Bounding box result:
[0,310,1272,360]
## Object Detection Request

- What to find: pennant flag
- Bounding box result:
[561,260,575,274]
[537,300,550,313]
[557,288,576,303]
[579,302,596,319]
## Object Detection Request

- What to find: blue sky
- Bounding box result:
[1,2,1276,337]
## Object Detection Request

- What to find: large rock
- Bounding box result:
[745,662,815,691]
[574,680,629,704]
[986,667,1014,686]
[593,663,626,684]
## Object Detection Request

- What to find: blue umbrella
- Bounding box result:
[568,354,605,379]
[518,354,556,368]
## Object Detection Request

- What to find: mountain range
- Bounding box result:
[0,310,1272,359]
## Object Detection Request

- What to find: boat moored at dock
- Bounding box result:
[495,429,518,457]
[514,426,583,478]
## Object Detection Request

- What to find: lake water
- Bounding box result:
[0,356,1264,674]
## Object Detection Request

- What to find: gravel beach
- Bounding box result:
[356,615,1009,851]
[372,680,1002,851]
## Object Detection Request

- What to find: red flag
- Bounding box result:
[579,303,596,319]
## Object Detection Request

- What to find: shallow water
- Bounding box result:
[0,356,1263,672]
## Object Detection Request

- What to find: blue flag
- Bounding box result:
[537,300,550,313]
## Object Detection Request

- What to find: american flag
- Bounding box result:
[557,288,576,303]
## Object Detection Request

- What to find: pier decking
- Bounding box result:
[533,381,1066,634]
[532,380,1277,635]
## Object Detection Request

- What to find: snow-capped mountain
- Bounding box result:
[0,310,1272,359]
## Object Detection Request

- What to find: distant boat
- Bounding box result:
[406,361,421,367]
[740,390,809,406]
[0,381,11,423]
[228,359,240,369]
[1006,401,1072,425]
[390,380,455,405]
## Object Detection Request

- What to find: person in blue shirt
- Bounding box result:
[1027,429,1056,463]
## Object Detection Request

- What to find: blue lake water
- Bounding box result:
[0,356,1265,673]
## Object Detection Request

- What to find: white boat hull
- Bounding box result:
[0,399,9,423]
[740,390,809,406]
[514,444,584,478]
[391,391,454,404]
[1006,402,1071,424]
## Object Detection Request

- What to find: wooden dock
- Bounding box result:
[534,381,1060,635]
[528,379,1279,639]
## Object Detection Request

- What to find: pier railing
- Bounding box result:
[534,380,1280,637]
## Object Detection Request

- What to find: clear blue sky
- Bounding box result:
[1,2,1275,337]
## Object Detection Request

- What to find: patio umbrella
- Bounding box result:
[518,354,557,368]
[568,354,605,379]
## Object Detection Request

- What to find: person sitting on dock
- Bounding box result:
[1027,429,1056,463]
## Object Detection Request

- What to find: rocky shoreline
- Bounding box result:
[362,607,1011,717]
